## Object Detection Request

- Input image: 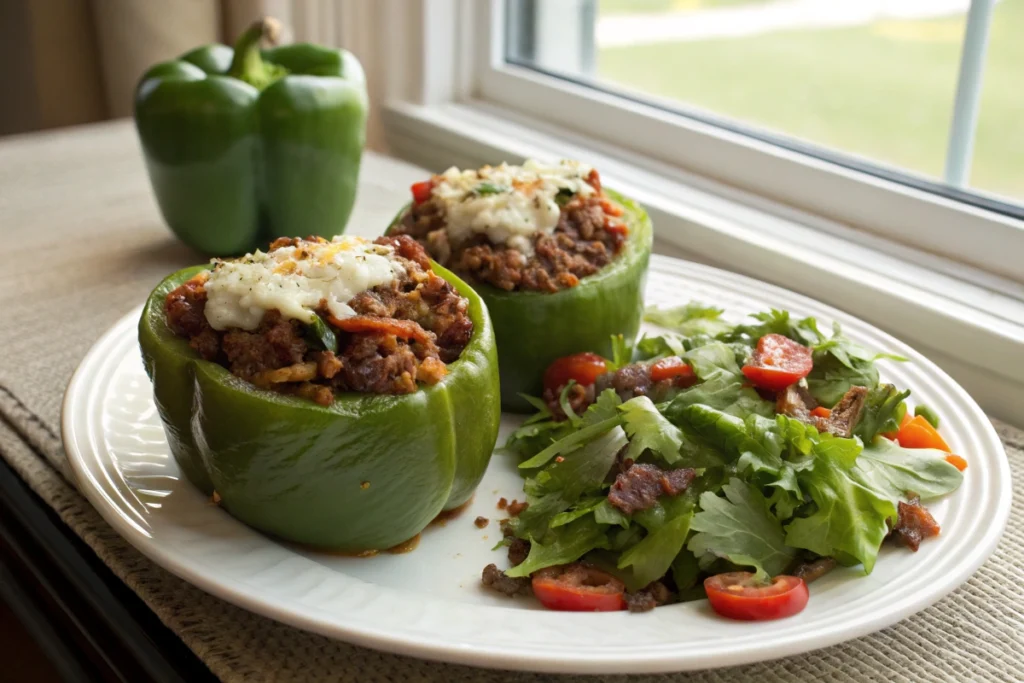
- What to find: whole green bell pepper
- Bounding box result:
[134,18,368,256]
[139,263,501,551]
[389,188,652,413]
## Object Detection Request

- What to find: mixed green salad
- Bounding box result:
[482,303,965,617]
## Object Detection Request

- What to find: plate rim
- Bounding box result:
[62,254,1013,674]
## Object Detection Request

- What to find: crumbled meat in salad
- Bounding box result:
[544,359,695,419]
[775,384,869,439]
[481,564,531,597]
[792,557,838,583]
[624,581,672,613]
[891,496,941,551]
[507,537,531,567]
[608,463,697,515]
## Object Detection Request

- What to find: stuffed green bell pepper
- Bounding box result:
[388,160,652,412]
[134,18,368,256]
[139,234,500,551]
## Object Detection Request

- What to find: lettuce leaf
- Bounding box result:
[688,478,796,580]
[635,333,687,361]
[519,390,623,469]
[851,437,963,503]
[617,493,696,589]
[683,342,744,381]
[609,333,632,370]
[805,322,906,407]
[644,302,733,338]
[516,426,628,539]
[505,515,611,577]
[723,309,824,347]
[550,496,606,528]
[806,351,880,407]
[855,384,911,442]
[620,395,687,464]
[812,321,907,368]
[675,405,784,476]
[594,499,630,528]
[784,437,895,573]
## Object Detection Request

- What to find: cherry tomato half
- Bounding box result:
[411,179,434,204]
[741,334,813,392]
[532,563,626,612]
[650,356,697,386]
[543,352,608,394]
[897,415,952,452]
[705,572,809,621]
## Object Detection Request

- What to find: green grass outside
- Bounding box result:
[597,0,1024,200]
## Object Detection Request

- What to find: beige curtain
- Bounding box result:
[0,0,304,135]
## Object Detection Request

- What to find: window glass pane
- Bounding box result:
[505,0,1022,205]
[971,0,1024,200]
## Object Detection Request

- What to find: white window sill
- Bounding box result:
[382,100,1024,427]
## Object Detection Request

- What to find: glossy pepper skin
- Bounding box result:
[138,264,501,551]
[389,188,652,412]
[134,18,368,256]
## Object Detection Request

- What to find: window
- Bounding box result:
[504,0,1022,212]
[375,0,1024,425]
[457,0,1024,283]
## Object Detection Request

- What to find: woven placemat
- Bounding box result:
[0,121,1021,682]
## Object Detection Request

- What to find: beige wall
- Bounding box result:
[0,0,221,136]
[0,0,106,136]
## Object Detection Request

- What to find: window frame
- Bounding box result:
[466,0,1023,284]
[359,0,1024,425]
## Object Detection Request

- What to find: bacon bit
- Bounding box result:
[554,456,565,463]
[211,490,222,505]
[892,497,941,551]
[327,314,434,346]
[360,481,371,490]
[810,406,832,418]
[586,168,602,193]
[507,500,529,517]
[497,497,508,510]
[474,516,489,529]
[946,454,968,471]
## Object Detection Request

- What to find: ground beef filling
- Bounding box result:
[164,235,472,405]
[394,187,628,293]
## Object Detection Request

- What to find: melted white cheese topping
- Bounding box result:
[203,236,406,331]
[431,159,595,255]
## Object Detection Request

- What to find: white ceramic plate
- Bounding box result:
[63,255,1011,674]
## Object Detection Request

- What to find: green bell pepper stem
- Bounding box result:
[389,188,653,413]
[138,265,500,551]
[134,19,368,257]
[227,17,289,90]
